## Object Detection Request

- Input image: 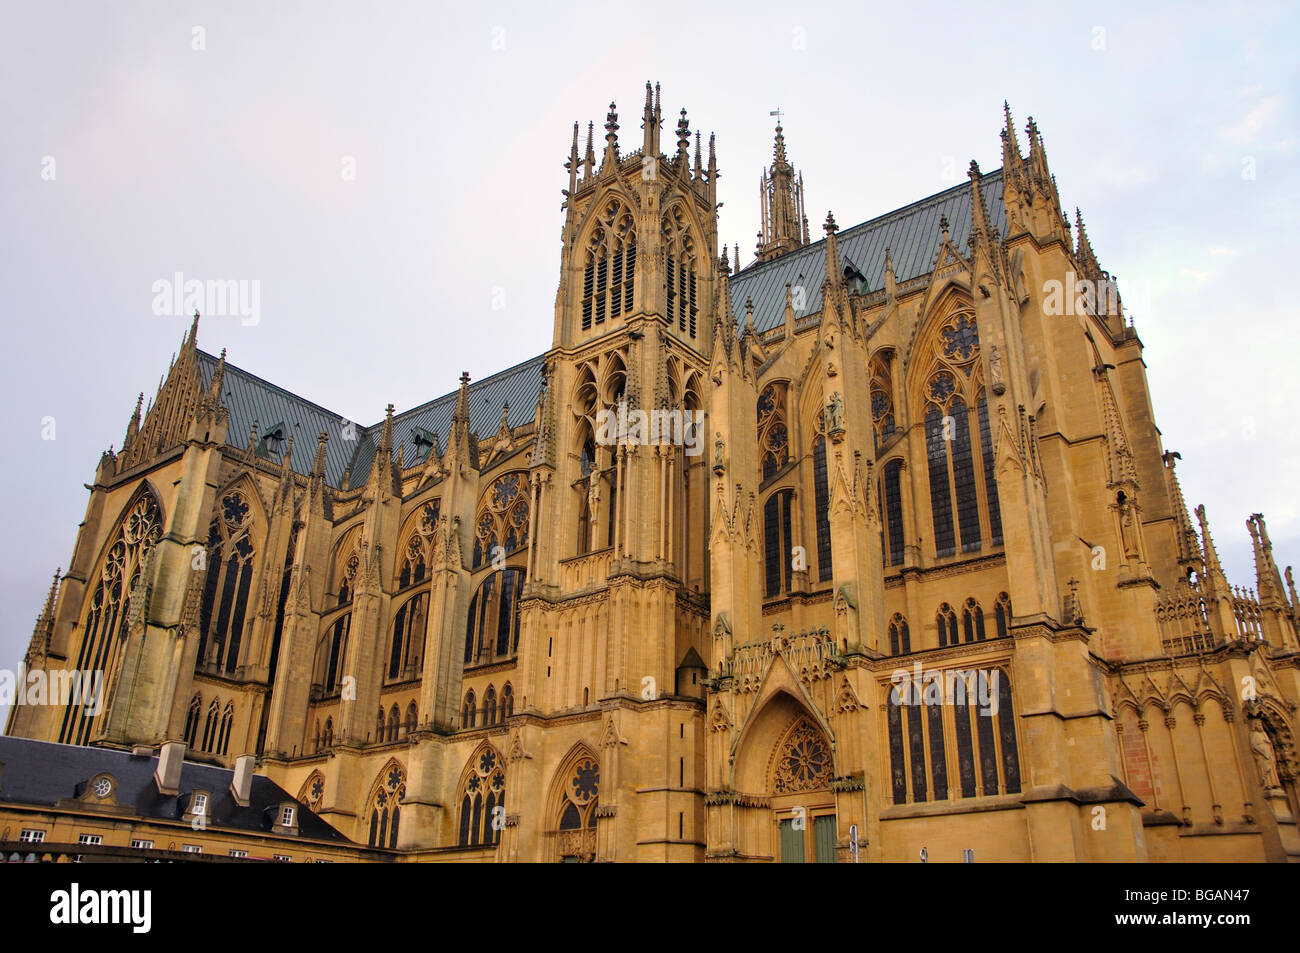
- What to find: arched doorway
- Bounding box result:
[769,717,836,863]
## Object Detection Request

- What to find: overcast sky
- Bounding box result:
[1,1,1296,725]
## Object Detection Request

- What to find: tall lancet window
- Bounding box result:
[812,410,833,582]
[662,204,698,337]
[196,490,257,675]
[60,491,164,745]
[757,383,790,481]
[920,306,1002,559]
[582,200,636,331]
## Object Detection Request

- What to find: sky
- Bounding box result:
[0,0,1296,725]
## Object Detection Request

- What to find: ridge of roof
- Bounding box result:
[733,169,1004,282]
[197,349,351,425]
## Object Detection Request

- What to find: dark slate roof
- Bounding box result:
[190,176,1004,485]
[0,737,349,842]
[343,354,545,490]
[730,170,1005,332]
[196,351,545,490]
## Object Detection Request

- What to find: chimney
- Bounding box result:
[231,755,255,807]
[155,741,184,795]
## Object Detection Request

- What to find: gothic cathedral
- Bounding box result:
[9,84,1300,862]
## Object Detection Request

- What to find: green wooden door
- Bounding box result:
[813,815,837,863]
[779,818,804,863]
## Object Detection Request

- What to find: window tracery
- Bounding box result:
[457,744,506,847]
[889,613,911,655]
[937,602,958,648]
[61,491,163,745]
[582,199,636,331]
[556,753,600,861]
[812,410,833,583]
[870,353,896,450]
[662,204,698,337]
[995,592,1013,638]
[472,473,530,569]
[366,761,405,849]
[464,567,525,666]
[921,306,1003,558]
[763,489,795,597]
[196,490,257,676]
[757,383,790,480]
[772,719,833,794]
[388,591,427,680]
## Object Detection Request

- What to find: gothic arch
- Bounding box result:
[732,686,837,793]
[296,770,325,813]
[59,481,166,745]
[546,742,601,862]
[364,757,406,849]
[455,741,507,847]
[394,496,442,588]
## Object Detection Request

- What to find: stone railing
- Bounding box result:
[1155,590,1214,655]
[720,626,837,684]
[559,546,615,590]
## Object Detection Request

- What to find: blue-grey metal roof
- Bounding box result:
[343,355,545,489]
[730,170,1005,332]
[197,351,358,488]
[197,351,545,490]
[0,736,348,842]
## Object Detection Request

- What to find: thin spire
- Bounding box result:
[707,132,718,204]
[246,418,260,458]
[311,431,329,480]
[676,108,690,167]
[567,121,580,197]
[378,403,396,459]
[602,101,619,171]
[584,121,596,177]
[693,130,703,179]
[641,81,656,156]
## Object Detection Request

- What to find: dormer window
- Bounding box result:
[410,427,439,462]
[186,790,211,825]
[280,805,296,827]
[260,423,287,460]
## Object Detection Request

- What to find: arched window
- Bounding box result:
[405,702,417,735]
[812,410,833,582]
[501,683,514,719]
[757,383,790,480]
[183,696,201,747]
[366,762,405,849]
[888,613,910,656]
[870,352,897,451]
[920,308,1002,558]
[457,744,506,847]
[217,703,234,756]
[397,505,437,588]
[387,705,400,742]
[389,592,427,680]
[582,199,636,331]
[763,489,795,597]
[882,459,905,567]
[201,700,220,752]
[995,591,1012,638]
[462,690,477,730]
[60,491,163,745]
[937,603,958,648]
[320,613,351,693]
[662,204,698,337]
[464,568,526,666]
[472,473,530,569]
[556,753,600,862]
[963,598,986,643]
[484,686,498,727]
[196,490,257,675]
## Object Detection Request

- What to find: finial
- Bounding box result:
[312,431,329,478]
[676,107,690,161]
[824,211,837,236]
[246,418,260,456]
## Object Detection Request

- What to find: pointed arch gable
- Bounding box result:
[729,654,836,768]
[545,740,601,820]
[210,471,269,532]
[731,686,837,796]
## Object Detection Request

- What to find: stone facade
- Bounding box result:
[8,84,1300,862]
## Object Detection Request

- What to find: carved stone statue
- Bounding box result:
[989,343,1006,395]
[826,391,844,433]
[1249,718,1281,791]
[713,432,725,472]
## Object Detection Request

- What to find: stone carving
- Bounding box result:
[989,343,1006,395]
[1249,718,1281,791]
[826,391,844,434]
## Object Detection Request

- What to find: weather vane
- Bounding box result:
[770,107,783,125]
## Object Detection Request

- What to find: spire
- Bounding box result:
[377,403,395,461]
[967,160,998,275]
[883,246,897,299]
[1161,451,1201,573]
[733,243,740,274]
[311,431,329,480]
[1248,513,1287,608]
[693,130,703,179]
[37,568,60,627]
[122,391,144,452]
[641,81,656,156]
[1075,208,1103,284]
[720,244,730,276]
[529,360,555,469]
[245,418,260,458]
[1001,101,1023,177]
[566,121,580,199]
[1195,504,1228,589]
[27,568,61,663]
[1287,567,1299,616]
[756,117,809,262]
[676,108,690,168]
[783,283,796,338]
[584,121,596,177]
[208,347,226,403]
[453,371,471,427]
[601,101,619,172]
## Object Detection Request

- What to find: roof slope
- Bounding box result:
[189,175,1003,486]
[730,169,1005,332]
[0,736,349,842]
